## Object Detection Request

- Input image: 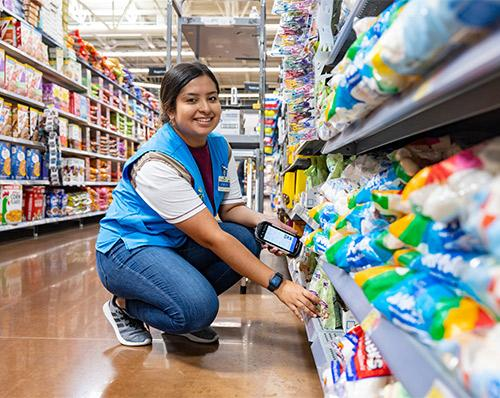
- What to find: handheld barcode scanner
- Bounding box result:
[255,221,303,258]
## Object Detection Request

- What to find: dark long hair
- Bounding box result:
[160,62,220,124]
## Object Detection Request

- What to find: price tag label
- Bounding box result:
[361,308,381,335]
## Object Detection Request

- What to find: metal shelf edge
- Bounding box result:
[0,211,107,232]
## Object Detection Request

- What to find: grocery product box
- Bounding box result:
[0,100,13,136]
[23,186,45,221]
[0,141,11,179]
[26,148,41,180]
[0,49,5,89]
[29,108,41,141]
[59,116,68,147]
[4,56,18,93]
[1,184,22,224]
[62,157,85,184]
[10,144,26,180]
[12,104,29,139]
[68,124,82,150]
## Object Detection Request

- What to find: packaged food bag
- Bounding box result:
[460,176,500,259]
[354,265,413,302]
[307,267,342,329]
[402,138,500,221]
[324,230,395,272]
[336,202,391,236]
[373,273,495,341]
[369,0,500,94]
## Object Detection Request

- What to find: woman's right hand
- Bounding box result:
[274,280,321,321]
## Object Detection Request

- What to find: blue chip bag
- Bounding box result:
[324,230,394,272]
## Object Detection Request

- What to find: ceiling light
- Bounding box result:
[128,67,280,74]
[102,50,195,58]
[135,82,161,89]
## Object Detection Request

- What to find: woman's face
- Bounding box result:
[168,75,221,145]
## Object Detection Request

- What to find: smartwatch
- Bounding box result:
[267,272,284,292]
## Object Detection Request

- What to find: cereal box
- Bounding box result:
[0,101,13,136]
[26,148,41,180]
[1,184,22,224]
[0,141,11,179]
[14,61,26,96]
[59,117,68,147]
[68,124,82,150]
[29,108,40,141]
[0,49,5,89]
[12,104,29,139]
[23,186,45,221]
[10,144,26,180]
[5,56,17,93]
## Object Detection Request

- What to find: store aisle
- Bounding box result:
[0,226,322,398]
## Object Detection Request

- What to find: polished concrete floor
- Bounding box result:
[0,225,322,397]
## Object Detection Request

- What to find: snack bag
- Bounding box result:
[336,202,390,236]
[345,325,392,381]
[402,138,500,221]
[449,325,500,398]
[307,267,342,329]
[460,176,500,259]
[308,201,339,230]
[348,165,404,209]
[369,0,500,94]
[354,265,413,302]
[373,273,496,341]
[395,250,500,316]
[324,230,395,272]
[371,190,407,217]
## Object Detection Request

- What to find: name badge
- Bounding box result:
[218,176,231,192]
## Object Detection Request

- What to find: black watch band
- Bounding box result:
[267,272,284,292]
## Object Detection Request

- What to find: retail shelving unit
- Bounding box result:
[167,0,267,212]
[0,4,161,234]
[0,211,107,234]
[322,30,500,156]
[320,260,471,398]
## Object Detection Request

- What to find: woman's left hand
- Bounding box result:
[261,216,297,257]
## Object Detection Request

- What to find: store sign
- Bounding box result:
[245,82,269,92]
[149,67,167,76]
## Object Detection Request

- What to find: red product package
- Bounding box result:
[345,325,391,380]
[23,186,45,221]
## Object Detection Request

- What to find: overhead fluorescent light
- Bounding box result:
[102,50,195,58]
[128,67,280,74]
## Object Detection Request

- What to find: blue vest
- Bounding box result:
[96,123,229,253]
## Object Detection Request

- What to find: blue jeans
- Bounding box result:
[96,222,260,334]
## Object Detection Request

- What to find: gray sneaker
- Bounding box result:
[180,327,219,344]
[103,297,152,346]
